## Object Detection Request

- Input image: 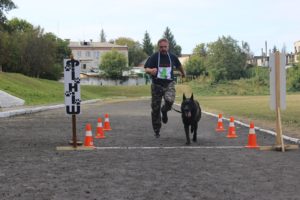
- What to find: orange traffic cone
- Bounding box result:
[84,123,95,147]
[245,122,259,148]
[95,118,105,139]
[103,113,112,131]
[215,114,225,132]
[226,117,237,138]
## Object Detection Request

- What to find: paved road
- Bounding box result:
[0,99,300,200]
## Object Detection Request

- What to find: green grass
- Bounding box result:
[195,95,300,128]
[189,77,270,96]
[1,72,300,136]
[0,72,154,105]
[0,72,193,106]
[0,72,64,105]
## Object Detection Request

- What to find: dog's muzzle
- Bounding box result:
[184,111,192,118]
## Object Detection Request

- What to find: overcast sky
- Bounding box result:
[7,0,300,55]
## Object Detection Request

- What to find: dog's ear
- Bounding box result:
[191,93,194,101]
[183,93,186,101]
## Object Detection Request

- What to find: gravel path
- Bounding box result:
[0,99,300,200]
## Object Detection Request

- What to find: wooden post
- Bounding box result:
[275,51,285,152]
[72,114,77,148]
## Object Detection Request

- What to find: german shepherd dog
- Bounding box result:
[181,93,202,145]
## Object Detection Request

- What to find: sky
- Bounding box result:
[6,0,300,55]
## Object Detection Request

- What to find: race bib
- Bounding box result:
[157,66,172,80]
[157,52,172,80]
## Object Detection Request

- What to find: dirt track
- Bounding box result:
[0,99,300,200]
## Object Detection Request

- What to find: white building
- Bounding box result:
[294,40,300,63]
[68,40,128,73]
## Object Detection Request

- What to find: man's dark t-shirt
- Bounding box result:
[144,52,181,85]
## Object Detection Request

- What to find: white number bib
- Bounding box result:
[157,52,172,80]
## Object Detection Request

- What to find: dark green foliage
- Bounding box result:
[185,55,206,76]
[115,37,147,66]
[162,27,181,56]
[0,17,71,80]
[206,36,249,82]
[142,31,153,56]
[100,50,128,79]
[287,64,300,91]
[100,29,106,42]
[0,0,16,24]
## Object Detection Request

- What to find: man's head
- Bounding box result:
[158,38,169,54]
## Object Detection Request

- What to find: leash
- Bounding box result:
[172,106,182,113]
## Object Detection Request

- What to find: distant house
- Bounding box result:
[178,54,191,66]
[137,54,191,68]
[252,56,269,67]
[294,40,300,63]
[68,40,128,73]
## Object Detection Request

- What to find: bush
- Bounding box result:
[287,64,300,92]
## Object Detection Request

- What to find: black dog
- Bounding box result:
[181,93,202,145]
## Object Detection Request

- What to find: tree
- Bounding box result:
[185,55,206,76]
[100,28,106,42]
[192,43,207,57]
[142,31,153,56]
[241,41,252,59]
[115,37,147,66]
[185,43,208,76]
[100,50,128,78]
[0,0,16,24]
[272,45,277,53]
[6,17,33,33]
[115,37,136,47]
[1,17,71,80]
[206,36,248,82]
[162,27,181,56]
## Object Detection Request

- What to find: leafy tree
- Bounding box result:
[287,64,300,91]
[0,31,10,70]
[100,28,106,42]
[241,41,252,60]
[115,37,147,66]
[192,43,207,57]
[206,36,248,82]
[142,31,153,56]
[43,32,71,63]
[0,0,16,24]
[115,37,136,47]
[100,50,128,78]
[185,55,206,76]
[1,18,71,80]
[162,27,181,56]
[272,45,277,53]
[6,17,33,33]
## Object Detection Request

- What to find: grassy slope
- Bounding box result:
[0,72,191,106]
[0,72,153,105]
[0,72,64,105]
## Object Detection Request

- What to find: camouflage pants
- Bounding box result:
[151,81,176,132]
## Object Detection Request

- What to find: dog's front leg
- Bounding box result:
[184,125,191,145]
[192,123,198,142]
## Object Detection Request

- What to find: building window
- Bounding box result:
[86,51,91,57]
[77,51,81,57]
[83,64,86,69]
[94,51,100,58]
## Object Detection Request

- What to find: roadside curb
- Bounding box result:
[0,97,151,118]
[0,99,102,118]
[173,103,300,145]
